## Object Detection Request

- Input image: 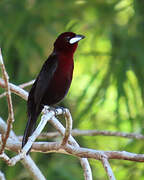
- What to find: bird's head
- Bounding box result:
[54,32,85,54]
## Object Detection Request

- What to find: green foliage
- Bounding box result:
[0,0,144,179]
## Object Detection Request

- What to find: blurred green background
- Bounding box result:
[0,0,144,179]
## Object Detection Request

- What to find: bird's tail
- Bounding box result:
[22,114,37,151]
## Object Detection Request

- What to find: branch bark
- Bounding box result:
[0,78,28,100]
[2,136,144,163]
[101,157,116,180]
[0,49,14,154]
[0,171,5,180]
[36,129,144,140]
[0,79,35,99]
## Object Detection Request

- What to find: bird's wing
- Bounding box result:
[33,53,58,110]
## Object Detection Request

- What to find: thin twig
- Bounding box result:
[101,157,116,180]
[0,49,14,154]
[69,129,144,140]
[0,117,17,140]
[0,92,6,99]
[61,108,73,146]
[0,79,35,99]
[37,129,144,140]
[0,152,11,165]
[0,78,28,100]
[19,79,35,88]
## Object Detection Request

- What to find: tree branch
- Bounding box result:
[19,79,35,88]
[37,129,144,140]
[101,157,116,180]
[0,78,28,100]
[49,116,93,180]
[0,170,6,180]
[0,49,14,154]
[2,136,144,163]
[0,79,35,99]
[61,108,73,146]
[0,117,46,180]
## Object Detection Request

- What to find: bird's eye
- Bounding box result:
[65,36,71,41]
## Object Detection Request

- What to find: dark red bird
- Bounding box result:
[22,32,85,151]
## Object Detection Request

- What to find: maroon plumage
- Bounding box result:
[22,32,85,152]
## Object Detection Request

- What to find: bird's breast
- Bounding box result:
[43,56,74,105]
[52,57,74,93]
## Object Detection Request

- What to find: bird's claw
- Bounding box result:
[42,105,50,114]
[48,106,59,115]
[42,106,67,116]
[55,106,67,115]
[54,108,59,116]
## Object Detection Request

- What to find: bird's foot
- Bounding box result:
[42,105,67,116]
[50,106,59,116]
[42,105,51,114]
[42,105,59,116]
[55,106,67,115]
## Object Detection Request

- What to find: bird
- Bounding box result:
[22,32,85,152]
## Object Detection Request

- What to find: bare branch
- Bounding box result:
[37,129,144,140]
[19,106,92,180]
[3,136,144,163]
[0,117,46,180]
[61,108,73,146]
[19,79,35,88]
[0,117,17,140]
[80,158,93,180]
[69,129,144,140]
[49,117,93,180]
[0,92,6,99]
[0,49,14,154]
[0,171,6,180]
[101,157,116,180]
[0,78,28,100]
[21,106,56,155]
[22,155,46,180]
[0,152,11,165]
[0,79,35,99]
[64,144,144,162]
